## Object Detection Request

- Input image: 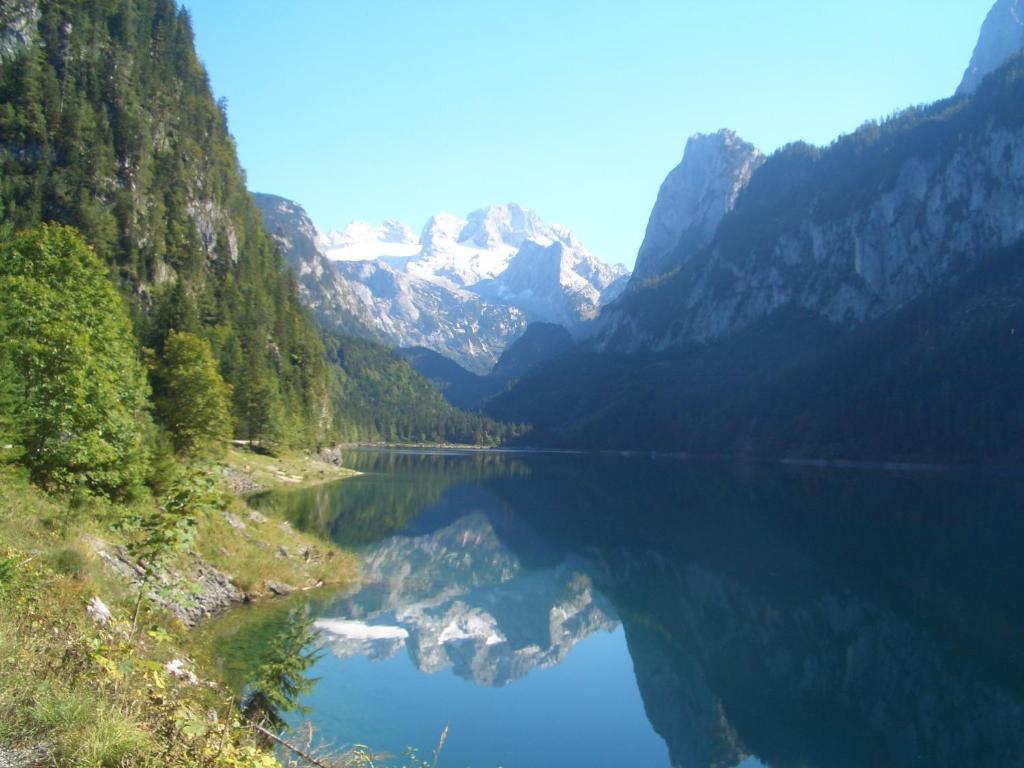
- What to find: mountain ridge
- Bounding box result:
[256,195,628,372]
[488,4,1024,461]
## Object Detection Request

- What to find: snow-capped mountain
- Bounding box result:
[254,196,629,371]
[324,204,628,305]
[319,219,420,262]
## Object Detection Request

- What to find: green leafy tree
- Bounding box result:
[154,331,232,456]
[0,224,149,497]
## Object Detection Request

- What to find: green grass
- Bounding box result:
[195,488,358,595]
[218,445,360,495]
[0,460,360,766]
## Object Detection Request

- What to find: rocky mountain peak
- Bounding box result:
[958,0,1024,95]
[379,219,418,244]
[255,193,319,252]
[631,128,764,285]
[460,203,548,249]
[420,211,466,246]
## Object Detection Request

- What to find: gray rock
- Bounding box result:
[223,512,246,531]
[265,581,294,596]
[164,658,200,685]
[93,543,243,627]
[0,745,49,768]
[85,596,112,626]
[959,0,1024,95]
[600,119,1024,353]
[253,195,629,372]
[630,129,764,284]
[0,1,39,63]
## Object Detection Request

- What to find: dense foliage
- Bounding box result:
[154,331,232,456]
[0,224,149,496]
[0,0,330,447]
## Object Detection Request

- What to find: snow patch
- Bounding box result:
[315,618,410,641]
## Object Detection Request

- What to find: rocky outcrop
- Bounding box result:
[92,541,243,627]
[630,130,764,285]
[959,0,1024,95]
[0,1,38,62]
[255,194,378,340]
[599,60,1024,353]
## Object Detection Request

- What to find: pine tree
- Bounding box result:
[241,610,322,733]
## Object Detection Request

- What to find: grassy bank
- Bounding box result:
[218,446,361,496]
[0,448,360,767]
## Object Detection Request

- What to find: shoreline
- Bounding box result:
[219,445,362,496]
[339,442,1024,474]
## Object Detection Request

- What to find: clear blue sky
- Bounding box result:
[183,0,992,268]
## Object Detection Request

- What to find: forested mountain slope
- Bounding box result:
[0,0,512,448]
[0,0,329,445]
[491,54,1024,462]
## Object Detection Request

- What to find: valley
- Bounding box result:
[0,1,1022,767]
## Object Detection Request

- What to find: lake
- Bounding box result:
[208,449,1024,768]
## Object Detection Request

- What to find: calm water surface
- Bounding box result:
[210,450,1024,768]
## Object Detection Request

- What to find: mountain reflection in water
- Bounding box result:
[239,450,1024,768]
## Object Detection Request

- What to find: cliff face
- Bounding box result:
[959,0,1024,95]
[0,0,38,61]
[630,130,764,286]
[600,62,1024,353]
[254,193,375,339]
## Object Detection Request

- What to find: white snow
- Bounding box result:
[436,613,506,647]
[314,618,410,641]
